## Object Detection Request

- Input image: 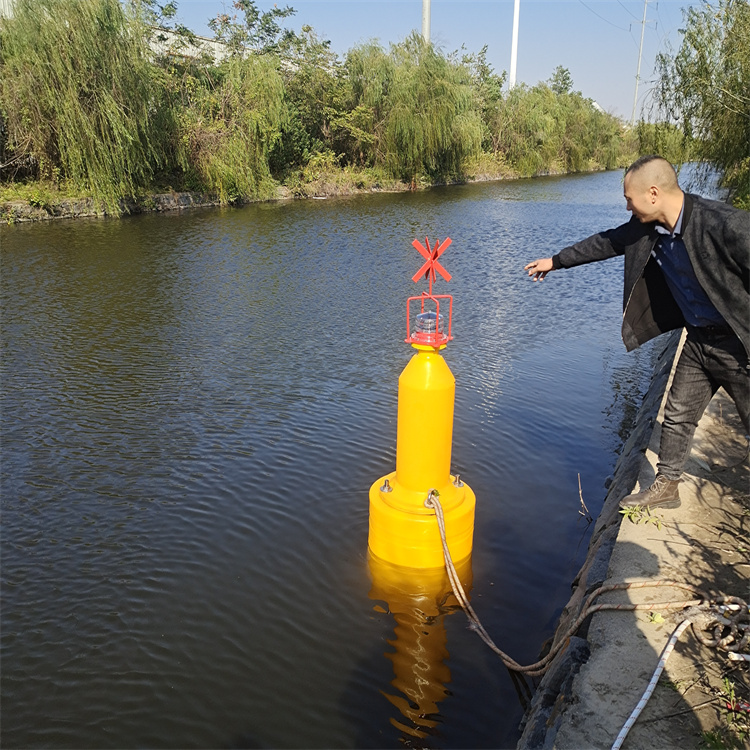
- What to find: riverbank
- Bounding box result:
[0,185,392,224]
[1,190,226,224]
[0,162,600,225]
[519,331,750,749]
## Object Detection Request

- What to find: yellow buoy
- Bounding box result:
[368,237,475,569]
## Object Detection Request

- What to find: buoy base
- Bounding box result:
[368,473,476,569]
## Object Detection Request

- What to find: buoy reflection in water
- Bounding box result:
[368,554,473,742]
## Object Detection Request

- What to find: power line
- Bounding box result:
[616,0,641,21]
[654,2,675,47]
[632,0,649,124]
[577,0,630,32]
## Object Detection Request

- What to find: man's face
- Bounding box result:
[623,174,657,223]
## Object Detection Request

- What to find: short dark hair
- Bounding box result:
[626,154,666,175]
[625,155,679,190]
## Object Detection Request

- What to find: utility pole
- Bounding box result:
[631,0,648,125]
[422,0,431,43]
[509,0,520,88]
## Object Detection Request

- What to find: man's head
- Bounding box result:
[623,155,683,227]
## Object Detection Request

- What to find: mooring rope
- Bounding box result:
[423,491,750,745]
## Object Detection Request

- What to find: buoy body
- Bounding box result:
[369,346,475,568]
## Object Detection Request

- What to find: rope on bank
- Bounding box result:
[611,618,691,750]
[611,598,750,750]
[425,491,706,676]
[424,490,750,737]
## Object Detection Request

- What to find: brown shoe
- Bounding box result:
[619,475,681,510]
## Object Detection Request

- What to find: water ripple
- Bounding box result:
[2,173,659,749]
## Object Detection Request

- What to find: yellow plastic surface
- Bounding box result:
[368,473,475,568]
[367,554,473,739]
[396,349,454,492]
[368,348,475,568]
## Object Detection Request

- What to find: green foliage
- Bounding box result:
[339,35,484,183]
[269,25,343,175]
[0,179,89,206]
[718,678,750,747]
[0,0,170,212]
[492,82,624,176]
[654,0,750,207]
[339,41,395,168]
[381,34,483,183]
[175,54,287,202]
[462,46,507,152]
[0,0,636,210]
[207,0,298,57]
[635,122,692,166]
[548,65,574,95]
[619,504,665,529]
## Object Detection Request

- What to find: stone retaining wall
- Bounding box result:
[1,192,227,223]
[517,330,681,749]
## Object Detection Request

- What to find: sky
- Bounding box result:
[172,0,696,121]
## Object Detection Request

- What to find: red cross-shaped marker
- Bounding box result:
[411,237,452,286]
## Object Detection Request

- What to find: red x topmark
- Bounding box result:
[411,237,452,285]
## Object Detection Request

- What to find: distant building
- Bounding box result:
[149,27,232,63]
[0,1,238,65]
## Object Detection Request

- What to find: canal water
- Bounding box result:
[2,171,660,749]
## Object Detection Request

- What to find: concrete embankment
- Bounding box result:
[519,330,749,749]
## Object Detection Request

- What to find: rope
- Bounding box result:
[424,492,708,676]
[423,491,750,742]
[610,618,691,750]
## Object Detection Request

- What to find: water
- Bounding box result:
[1,172,660,749]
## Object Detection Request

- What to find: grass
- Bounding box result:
[619,504,665,529]
[0,180,91,207]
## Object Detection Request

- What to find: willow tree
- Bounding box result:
[176,54,287,202]
[559,91,624,172]
[635,122,692,167]
[492,84,563,175]
[489,82,626,176]
[339,42,396,168]
[462,45,506,154]
[0,0,169,211]
[384,34,482,183]
[654,0,750,207]
[342,35,481,183]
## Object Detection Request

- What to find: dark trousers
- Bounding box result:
[657,326,750,481]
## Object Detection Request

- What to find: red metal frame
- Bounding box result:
[405,237,454,348]
[405,292,453,346]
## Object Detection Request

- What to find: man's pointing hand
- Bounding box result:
[524,258,554,281]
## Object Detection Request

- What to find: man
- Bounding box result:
[524,154,750,510]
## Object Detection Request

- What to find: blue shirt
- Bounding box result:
[652,202,726,328]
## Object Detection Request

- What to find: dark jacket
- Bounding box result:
[552,193,750,355]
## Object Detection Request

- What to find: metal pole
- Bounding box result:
[422,0,431,43]
[509,0,520,88]
[631,0,648,125]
